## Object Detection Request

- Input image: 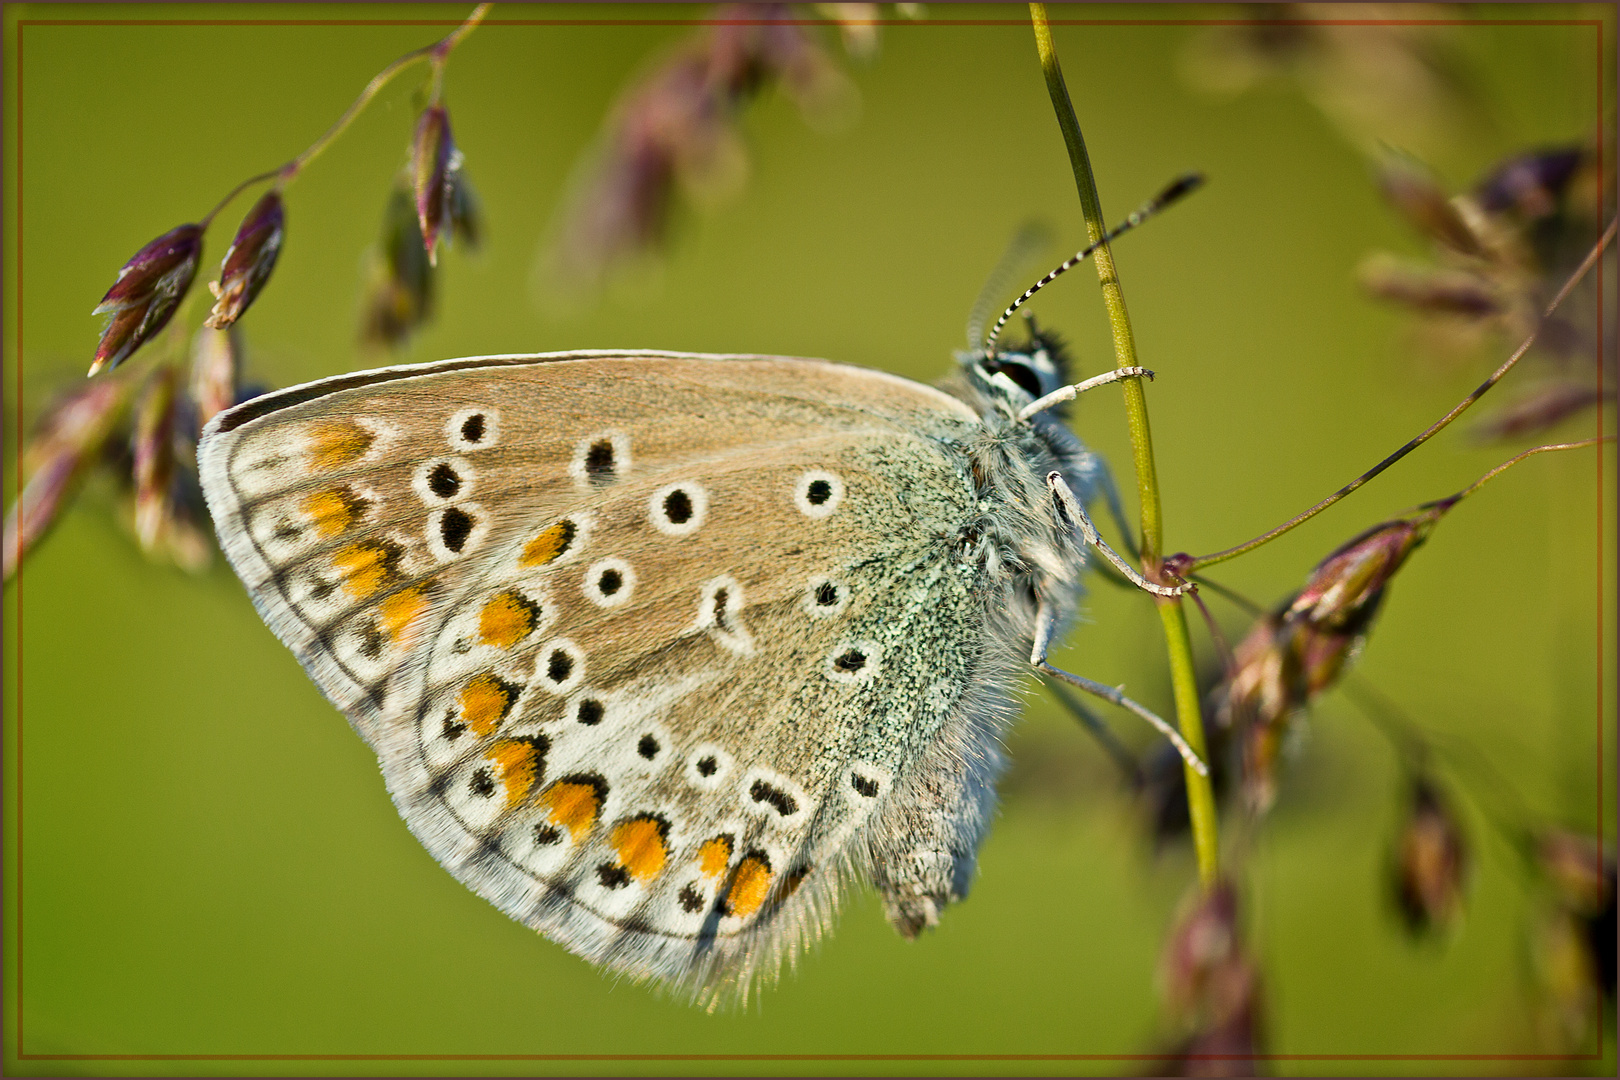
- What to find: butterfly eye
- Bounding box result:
[793,470,845,519]
[981,356,1044,399]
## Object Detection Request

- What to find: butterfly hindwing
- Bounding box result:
[200,351,1005,998]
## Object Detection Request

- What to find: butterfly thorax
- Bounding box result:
[939,345,1099,604]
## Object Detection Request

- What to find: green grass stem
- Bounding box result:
[1029,3,1219,889]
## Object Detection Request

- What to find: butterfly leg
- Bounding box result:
[1030,598,1208,776]
[1045,681,1145,787]
[1045,471,1191,598]
[867,725,1001,939]
[1015,366,1154,421]
[1087,452,1140,562]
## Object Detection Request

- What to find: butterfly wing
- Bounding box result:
[199,350,1005,1000]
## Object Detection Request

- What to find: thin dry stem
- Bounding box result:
[1189,217,1617,571]
[201,4,490,226]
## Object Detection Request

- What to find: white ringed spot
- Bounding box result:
[427,502,488,560]
[624,721,674,773]
[803,576,849,618]
[793,470,844,518]
[684,744,734,790]
[446,408,499,451]
[570,430,631,489]
[648,482,708,537]
[845,761,892,804]
[412,456,474,505]
[825,639,882,685]
[739,768,808,828]
[533,638,586,694]
[695,576,754,656]
[582,558,636,609]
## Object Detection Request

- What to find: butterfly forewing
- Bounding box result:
[199,351,993,994]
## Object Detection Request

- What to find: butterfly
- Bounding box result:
[195,182,1205,1005]
[194,334,1126,1000]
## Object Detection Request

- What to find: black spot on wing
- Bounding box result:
[428,462,461,499]
[585,439,616,486]
[750,779,798,817]
[440,507,475,552]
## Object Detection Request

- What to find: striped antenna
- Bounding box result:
[966,221,1054,350]
[984,173,1204,353]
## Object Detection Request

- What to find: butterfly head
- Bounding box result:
[957,323,1073,418]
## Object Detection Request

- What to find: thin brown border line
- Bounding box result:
[9,6,1607,1075]
[1594,5,1608,1009]
[9,1051,1610,1063]
[11,9,22,1066]
[9,16,1612,28]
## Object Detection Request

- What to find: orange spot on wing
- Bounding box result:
[539,777,604,840]
[697,835,733,879]
[458,672,516,736]
[377,584,429,645]
[305,421,376,471]
[478,590,540,649]
[726,854,773,918]
[611,817,669,882]
[485,738,545,808]
[300,488,364,538]
[520,519,576,567]
[331,540,401,600]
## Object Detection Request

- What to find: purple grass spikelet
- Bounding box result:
[91,224,204,375]
[411,105,458,265]
[206,190,285,328]
[2,374,137,579]
[132,366,179,552]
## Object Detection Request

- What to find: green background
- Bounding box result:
[3,3,1615,1074]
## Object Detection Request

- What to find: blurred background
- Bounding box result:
[3,3,1615,1074]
